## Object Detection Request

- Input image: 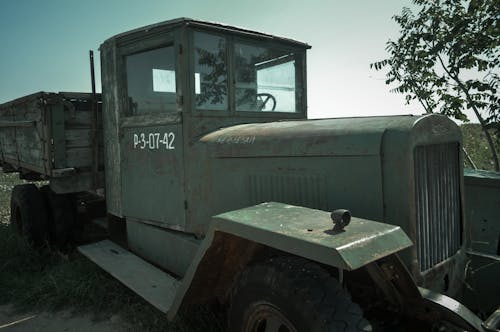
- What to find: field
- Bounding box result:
[0,172,223,332]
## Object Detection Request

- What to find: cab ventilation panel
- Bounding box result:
[414,143,462,271]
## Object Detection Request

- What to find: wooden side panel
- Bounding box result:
[0,92,104,193]
[62,99,104,171]
[17,125,46,168]
[0,95,48,173]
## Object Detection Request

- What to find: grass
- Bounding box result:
[0,172,223,332]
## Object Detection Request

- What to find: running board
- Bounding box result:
[78,240,180,313]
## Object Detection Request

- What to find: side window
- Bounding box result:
[234,43,299,113]
[126,46,176,115]
[193,32,228,110]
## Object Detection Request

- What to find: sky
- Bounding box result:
[0,0,424,119]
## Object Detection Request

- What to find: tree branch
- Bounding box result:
[436,52,500,170]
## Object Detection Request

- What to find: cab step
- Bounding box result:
[78,240,180,313]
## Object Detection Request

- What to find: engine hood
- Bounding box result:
[199,114,455,158]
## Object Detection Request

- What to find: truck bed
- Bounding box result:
[0,92,103,193]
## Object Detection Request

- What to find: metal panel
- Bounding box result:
[168,202,412,319]
[212,202,412,271]
[414,143,461,271]
[101,40,123,216]
[78,240,180,313]
[127,219,201,276]
[121,123,186,228]
[462,251,500,314]
[126,219,200,277]
[418,287,486,332]
[249,173,327,209]
[200,116,390,158]
[464,169,500,255]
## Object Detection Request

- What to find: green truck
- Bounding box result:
[1,18,499,331]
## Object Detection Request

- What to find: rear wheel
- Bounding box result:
[10,184,49,246]
[228,256,371,332]
[40,185,76,248]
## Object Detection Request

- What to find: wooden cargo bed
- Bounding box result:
[0,92,103,193]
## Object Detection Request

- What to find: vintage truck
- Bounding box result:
[1,18,499,331]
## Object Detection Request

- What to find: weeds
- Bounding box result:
[0,172,223,331]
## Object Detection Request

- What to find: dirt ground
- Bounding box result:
[0,305,129,332]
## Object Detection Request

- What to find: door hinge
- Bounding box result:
[179,44,183,55]
[184,200,188,210]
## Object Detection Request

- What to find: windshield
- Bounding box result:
[193,32,228,111]
[192,31,304,113]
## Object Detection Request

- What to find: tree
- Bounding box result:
[371,0,500,170]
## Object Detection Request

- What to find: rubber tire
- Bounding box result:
[40,185,76,248]
[228,256,372,332]
[10,184,49,246]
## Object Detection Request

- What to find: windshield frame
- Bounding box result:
[188,27,307,119]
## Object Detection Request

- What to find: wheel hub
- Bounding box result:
[245,302,298,332]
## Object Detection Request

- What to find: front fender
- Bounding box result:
[168,202,412,319]
[211,202,412,270]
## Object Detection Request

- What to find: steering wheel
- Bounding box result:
[256,93,276,111]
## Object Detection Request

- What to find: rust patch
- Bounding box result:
[181,232,263,305]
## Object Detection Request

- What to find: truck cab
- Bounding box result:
[101,18,309,236]
[100,18,466,290]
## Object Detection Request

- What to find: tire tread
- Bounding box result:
[229,256,371,332]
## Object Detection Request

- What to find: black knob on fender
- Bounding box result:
[331,209,351,231]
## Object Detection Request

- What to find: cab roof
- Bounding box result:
[101,17,311,49]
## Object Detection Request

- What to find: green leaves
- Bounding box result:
[369,59,389,71]
[371,0,500,170]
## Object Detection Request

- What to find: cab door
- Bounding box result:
[119,39,186,229]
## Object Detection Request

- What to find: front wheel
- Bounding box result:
[228,256,371,332]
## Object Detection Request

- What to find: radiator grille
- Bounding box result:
[414,143,461,271]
